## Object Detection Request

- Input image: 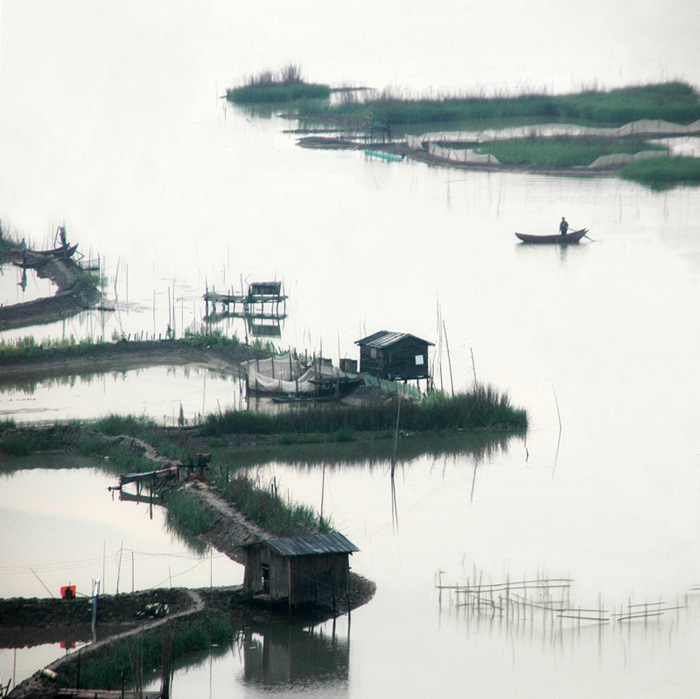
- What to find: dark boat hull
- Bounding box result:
[34,243,79,258]
[515,229,588,244]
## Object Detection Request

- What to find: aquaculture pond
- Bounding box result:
[0,364,246,426]
[0,456,243,689]
[2,1,700,697]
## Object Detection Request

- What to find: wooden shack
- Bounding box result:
[355,330,433,381]
[243,533,359,607]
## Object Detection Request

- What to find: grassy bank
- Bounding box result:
[227,64,330,104]
[204,384,526,437]
[63,614,235,692]
[0,329,246,362]
[620,155,700,188]
[475,136,666,167]
[318,82,700,127]
[211,471,333,535]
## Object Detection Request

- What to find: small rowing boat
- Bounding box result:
[515,228,588,244]
[34,243,79,258]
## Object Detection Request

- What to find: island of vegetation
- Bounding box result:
[226,63,331,104]
[227,69,700,189]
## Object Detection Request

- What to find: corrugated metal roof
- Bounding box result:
[355,330,434,348]
[262,532,360,557]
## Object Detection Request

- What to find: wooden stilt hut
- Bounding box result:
[243,533,359,608]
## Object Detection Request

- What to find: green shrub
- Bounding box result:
[620,155,700,188]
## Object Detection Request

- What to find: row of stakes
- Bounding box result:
[437,572,692,629]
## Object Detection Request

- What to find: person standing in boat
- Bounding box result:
[559,216,569,236]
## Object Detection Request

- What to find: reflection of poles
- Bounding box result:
[469,460,478,503]
[390,470,399,531]
[391,395,401,477]
[552,383,563,478]
[320,437,327,526]
[391,395,401,530]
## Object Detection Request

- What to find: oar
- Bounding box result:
[571,225,596,242]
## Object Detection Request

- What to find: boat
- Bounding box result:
[33,243,79,258]
[364,149,405,162]
[515,228,588,244]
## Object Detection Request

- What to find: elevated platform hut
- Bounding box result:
[355,330,433,387]
[204,280,287,319]
[243,533,359,610]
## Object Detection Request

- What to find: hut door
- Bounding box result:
[315,569,333,601]
[261,563,270,594]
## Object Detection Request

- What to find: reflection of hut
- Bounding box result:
[243,625,349,686]
[355,330,433,382]
[243,533,359,608]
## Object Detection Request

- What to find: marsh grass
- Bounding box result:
[72,615,234,690]
[476,136,667,167]
[620,155,700,188]
[228,64,330,104]
[74,433,155,473]
[203,384,526,438]
[212,472,332,536]
[318,82,700,126]
[166,490,213,536]
[0,335,99,360]
[0,431,33,455]
[0,331,245,362]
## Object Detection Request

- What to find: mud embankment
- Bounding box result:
[0,588,190,649]
[0,248,101,332]
[0,338,260,385]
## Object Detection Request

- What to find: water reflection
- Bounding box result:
[243,622,349,689]
[439,572,699,666]
[204,310,286,339]
[0,364,243,426]
[238,431,521,470]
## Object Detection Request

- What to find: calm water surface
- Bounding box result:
[2,2,700,696]
[0,364,245,425]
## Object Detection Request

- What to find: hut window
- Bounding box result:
[370,348,378,359]
[415,354,424,365]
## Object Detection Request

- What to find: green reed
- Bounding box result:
[620,155,700,188]
[476,136,666,167]
[203,385,526,438]
[166,490,213,538]
[212,473,333,536]
[227,64,330,104]
[66,615,234,691]
[315,81,700,127]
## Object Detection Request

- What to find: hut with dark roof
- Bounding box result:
[243,533,359,607]
[355,330,433,382]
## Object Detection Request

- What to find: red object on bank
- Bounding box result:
[60,585,76,599]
